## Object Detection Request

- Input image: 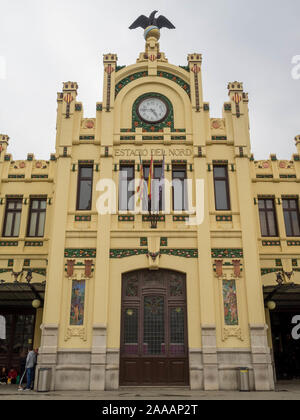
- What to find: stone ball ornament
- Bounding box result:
[144,26,160,41]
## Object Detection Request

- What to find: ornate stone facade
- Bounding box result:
[0,33,300,391]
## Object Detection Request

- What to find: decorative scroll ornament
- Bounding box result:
[232,260,241,277]
[215,260,223,277]
[66,260,75,277]
[222,326,243,342]
[84,260,93,278]
[65,327,87,342]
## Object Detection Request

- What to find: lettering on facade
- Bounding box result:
[115,149,192,157]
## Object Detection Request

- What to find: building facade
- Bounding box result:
[0,31,300,391]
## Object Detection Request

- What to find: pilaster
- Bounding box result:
[41,85,76,370]
[194,155,218,390]
[188,54,203,113]
[228,82,251,154]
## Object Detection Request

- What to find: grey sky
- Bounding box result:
[0,0,299,160]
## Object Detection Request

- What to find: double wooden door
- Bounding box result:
[0,310,35,370]
[120,269,189,386]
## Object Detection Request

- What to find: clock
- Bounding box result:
[137,96,168,123]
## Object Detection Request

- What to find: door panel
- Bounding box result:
[120,269,189,386]
[0,311,35,371]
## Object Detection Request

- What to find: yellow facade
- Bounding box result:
[0,36,300,391]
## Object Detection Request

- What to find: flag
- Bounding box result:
[159,155,165,206]
[148,154,153,200]
[137,154,144,205]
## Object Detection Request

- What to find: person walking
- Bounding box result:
[23,347,37,391]
[30,348,38,390]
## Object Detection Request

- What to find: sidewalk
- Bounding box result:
[0,381,300,400]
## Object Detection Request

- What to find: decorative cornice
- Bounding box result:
[118,215,135,222]
[287,240,300,246]
[25,241,43,247]
[75,215,91,222]
[110,249,148,258]
[262,240,281,246]
[142,215,165,222]
[216,215,232,222]
[211,249,243,259]
[64,249,96,258]
[160,249,198,258]
[0,241,18,247]
[109,248,198,259]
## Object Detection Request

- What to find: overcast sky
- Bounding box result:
[0,0,299,160]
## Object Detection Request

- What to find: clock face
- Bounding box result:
[137,97,168,123]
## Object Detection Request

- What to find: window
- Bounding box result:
[282,199,300,237]
[258,198,278,237]
[143,164,163,211]
[27,198,47,237]
[119,165,135,211]
[3,198,22,237]
[213,165,231,211]
[77,165,93,210]
[172,165,187,211]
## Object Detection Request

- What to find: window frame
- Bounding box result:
[213,165,231,211]
[76,164,94,211]
[26,197,47,238]
[258,198,279,237]
[119,164,135,211]
[282,198,300,237]
[172,164,188,212]
[2,198,23,238]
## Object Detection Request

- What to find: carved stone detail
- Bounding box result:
[65,327,87,342]
[222,326,243,342]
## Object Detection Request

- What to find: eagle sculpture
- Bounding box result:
[129,10,175,30]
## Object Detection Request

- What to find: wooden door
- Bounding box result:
[120,269,189,386]
[0,310,35,371]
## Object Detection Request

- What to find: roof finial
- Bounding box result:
[129,10,175,41]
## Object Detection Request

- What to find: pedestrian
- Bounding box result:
[23,346,37,391]
[7,367,18,384]
[0,367,7,384]
[30,348,39,390]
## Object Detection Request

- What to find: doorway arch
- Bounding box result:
[120,269,189,386]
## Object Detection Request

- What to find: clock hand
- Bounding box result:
[150,108,158,118]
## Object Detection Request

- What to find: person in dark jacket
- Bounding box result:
[0,367,7,384]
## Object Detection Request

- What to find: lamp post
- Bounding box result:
[264,269,295,308]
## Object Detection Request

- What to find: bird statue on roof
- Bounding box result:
[129,10,175,41]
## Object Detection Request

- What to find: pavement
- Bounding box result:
[0,381,300,400]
